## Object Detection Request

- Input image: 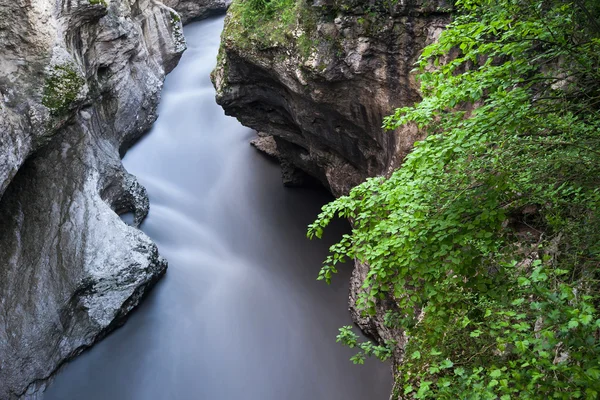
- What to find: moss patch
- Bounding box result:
[170,10,181,22]
[42,64,85,117]
[224,0,300,50]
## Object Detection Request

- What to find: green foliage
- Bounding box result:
[223,0,325,59]
[309,0,600,398]
[42,64,85,117]
[170,10,181,23]
[336,325,396,364]
[226,0,298,48]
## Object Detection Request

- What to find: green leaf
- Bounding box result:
[490,369,502,378]
[568,320,579,329]
[586,368,600,380]
[580,314,593,325]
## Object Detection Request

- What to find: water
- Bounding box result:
[44,17,391,400]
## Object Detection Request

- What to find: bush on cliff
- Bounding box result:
[310,0,600,398]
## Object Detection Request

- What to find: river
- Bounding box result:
[43,16,391,400]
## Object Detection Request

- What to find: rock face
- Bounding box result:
[213,0,451,387]
[0,0,186,397]
[214,0,451,196]
[163,0,232,24]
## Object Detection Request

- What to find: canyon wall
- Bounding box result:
[213,0,451,386]
[0,0,219,397]
[214,0,451,195]
[0,0,449,395]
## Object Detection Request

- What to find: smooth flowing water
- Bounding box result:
[44,17,391,399]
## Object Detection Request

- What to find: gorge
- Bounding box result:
[42,16,392,399]
[0,0,405,397]
[3,0,595,398]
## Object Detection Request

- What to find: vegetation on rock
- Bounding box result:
[308,0,600,398]
[221,0,600,397]
[170,10,186,51]
[224,0,434,56]
[224,0,298,48]
[42,64,85,117]
[88,0,108,6]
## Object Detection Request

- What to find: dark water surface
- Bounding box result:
[44,17,391,400]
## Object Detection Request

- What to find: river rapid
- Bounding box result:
[44,16,391,400]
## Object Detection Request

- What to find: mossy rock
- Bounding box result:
[89,0,108,6]
[42,64,85,117]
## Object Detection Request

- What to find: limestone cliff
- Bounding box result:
[213,0,451,389]
[164,0,231,24]
[0,0,215,398]
[214,0,451,195]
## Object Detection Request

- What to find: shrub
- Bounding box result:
[310,0,600,398]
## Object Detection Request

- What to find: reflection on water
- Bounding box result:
[44,16,391,400]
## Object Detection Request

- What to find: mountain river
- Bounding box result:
[44,16,392,400]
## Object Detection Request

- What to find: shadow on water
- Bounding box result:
[43,16,392,400]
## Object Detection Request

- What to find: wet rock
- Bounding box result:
[163,0,232,24]
[250,133,280,159]
[349,260,407,368]
[0,0,184,397]
[250,133,311,186]
[250,133,279,160]
[280,159,309,187]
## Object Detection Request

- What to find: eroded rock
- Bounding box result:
[0,0,184,397]
[250,133,279,160]
[163,0,232,24]
[214,0,451,196]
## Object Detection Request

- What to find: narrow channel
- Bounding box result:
[44,17,391,399]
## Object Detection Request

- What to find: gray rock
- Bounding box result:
[349,260,407,366]
[250,133,309,186]
[250,133,280,160]
[0,0,185,397]
[214,0,451,196]
[163,0,232,24]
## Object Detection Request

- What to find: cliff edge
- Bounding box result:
[213,0,450,195]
